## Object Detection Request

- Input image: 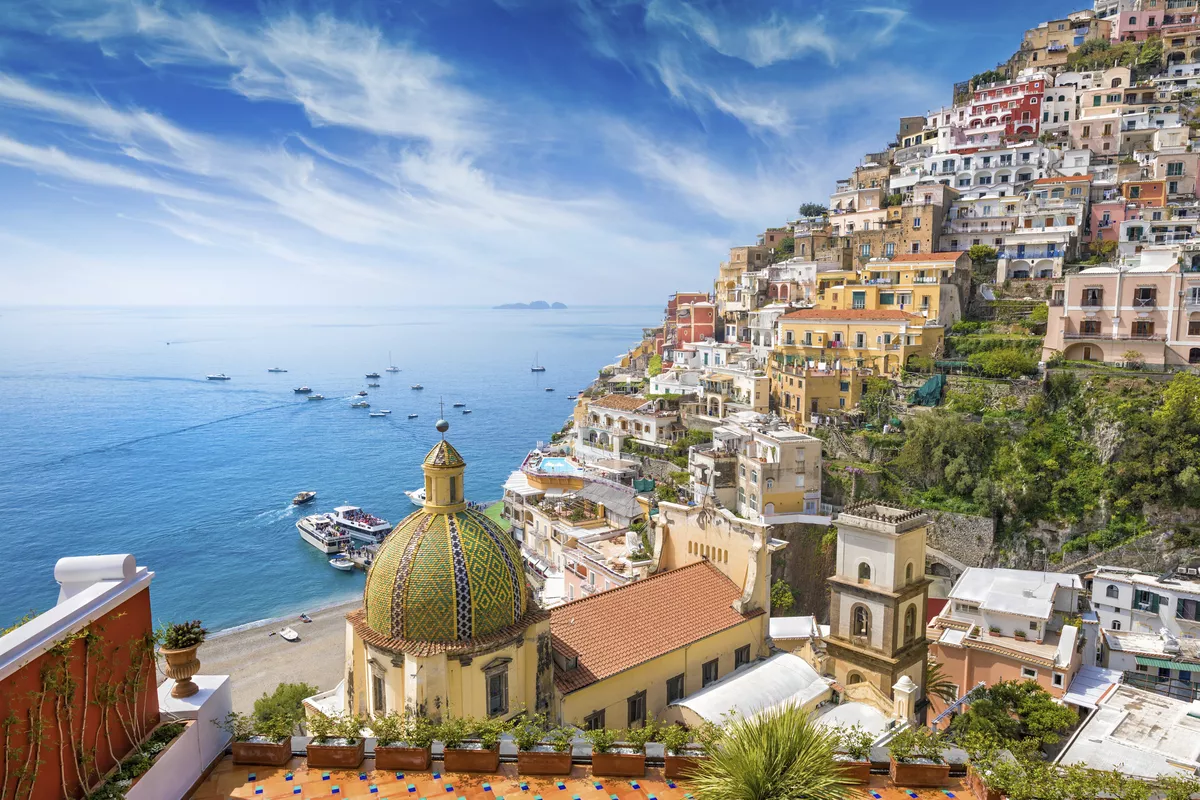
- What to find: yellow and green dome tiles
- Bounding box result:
[423,440,464,467]
[364,507,529,643]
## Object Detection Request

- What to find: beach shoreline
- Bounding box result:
[184,598,361,713]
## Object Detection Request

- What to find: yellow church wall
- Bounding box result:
[557,619,764,728]
[655,502,774,613]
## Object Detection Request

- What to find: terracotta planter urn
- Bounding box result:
[889,757,950,787]
[442,746,500,773]
[517,749,573,775]
[592,750,646,777]
[159,645,201,699]
[232,739,292,766]
[307,739,365,769]
[836,759,872,784]
[374,745,431,771]
[664,751,707,779]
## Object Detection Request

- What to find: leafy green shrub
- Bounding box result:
[158,620,207,650]
[658,723,690,755]
[967,348,1038,378]
[308,713,336,743]
[475,716,510,749]
[887,726,944,764]
[254,682,318,734]
[626,720,658,750]
[333,713,366,744]
[585,727,620,753]
[437,716,473,749]
[833,725,873,761]
[511,714,548,751]
[371,712,407,748]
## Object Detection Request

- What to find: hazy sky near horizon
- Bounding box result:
[1,0,1080,305]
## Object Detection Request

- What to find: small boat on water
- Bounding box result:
[365,372,381,379]
[268,367,288,373]
[297,513,351,554]
[567,395,578,400]
[408,413,418,419]
[351,401,369,408]
[367,382,380,388]
[329,556,355,572]
[452,402,466,408]
[531,352,546,373]
[331,506,390,544]
[356,390,368,396]
[279,627,301,642]
[545,387,554,392]
[292,490,317,505]
[405,487,426,505]
[411,384,424,390]
[294,386,312,394]
[206,374,231,381]
[369,411,389,417]
[462,409,472,414]
[307,394,325,401]
[386,351,400,373]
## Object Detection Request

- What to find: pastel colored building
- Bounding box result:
[814,251,972,326]
[1043,245,1200,366]
[774,308,944,377]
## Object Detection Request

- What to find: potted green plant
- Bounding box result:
[659,723,708,779]
[515,714,574,775]
[587,726,646,777]
[887,726,949,787]
[217,712,293,766]
[988,626,1001,636]
[440,716,506,773]
[832,724,874,784]
[306,713,366,769]
[158,620,207,699]
[373,712,433,771]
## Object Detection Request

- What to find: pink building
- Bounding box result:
[1043,246,1200,366]
[964,76,1046,138]
[1090,199,1130,243]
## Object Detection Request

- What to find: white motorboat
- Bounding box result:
[307,394,325,401]
[279,627,301,642]
[462,409,472,414]
[452,402,466,408]
[366,372,381,379]
[292,490,317,505]
[411,384,423,390]
[294,386,312,394]
[386,351,400,373]
[356,390,368,396]
[567,395,578,400]
[329,556,355,572]
[369,411,388,417]
[297,514,351,554]
[545,387,554,392]
[405,487,426,505]
[351,401,369,408]
[331,506,391,545]
[268,367,288,373]
[206,374,231,381]
[408,413,418,419]
[367,382,381,388]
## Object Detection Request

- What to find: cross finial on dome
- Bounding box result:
[436,397,449,437]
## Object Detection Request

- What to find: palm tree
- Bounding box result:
[925,659,959,706]
[690,703,852,800]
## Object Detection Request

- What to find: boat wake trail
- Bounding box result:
[19,403,294,470]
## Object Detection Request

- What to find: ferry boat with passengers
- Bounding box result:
[296,513,351,554]
[330,506,392,545]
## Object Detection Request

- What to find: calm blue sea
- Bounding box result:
[0,306,654,631]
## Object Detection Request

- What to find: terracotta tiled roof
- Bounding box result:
[588,394,651,412]
[550,561,763,694]
[346,606,549,657]
[779,309,925,322]
[883,251,966,263]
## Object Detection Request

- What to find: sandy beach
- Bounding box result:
[186,599,359,713]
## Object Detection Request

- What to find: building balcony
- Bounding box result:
[999,250,1066,260]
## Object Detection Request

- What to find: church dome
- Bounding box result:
[362,434,532,644]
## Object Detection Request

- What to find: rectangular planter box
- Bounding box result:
[232,739,292,766]
[664,753,707,779]
[443,747,500,773]
[517,750,573,775]
[375,746,431,771]
[889,757,950,787]
[968,765,1003,800]
[836,760,872,784]
[592,751,646,777]
[307,740,365,770]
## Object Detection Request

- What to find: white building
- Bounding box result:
[1091,566,1200,637]
[1101,628,1200,694]
[944,567,1083,642]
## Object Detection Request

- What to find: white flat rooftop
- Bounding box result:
[669,652,831,723]
[949,567,1080,619]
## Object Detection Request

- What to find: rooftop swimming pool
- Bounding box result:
[535,457,582,475]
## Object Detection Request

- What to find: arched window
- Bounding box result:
[1112,620,1122,630]
[904,606,916,643]
[853,605,871,638]
[1111,77,1122,88]
[846,672,864,685]
[857,562,871,583]
[905,562,915,584]
[1105,584,1119,599]
[765,478,774,489]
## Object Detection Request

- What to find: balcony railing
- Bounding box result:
[912,276,940,284]
[1133,297,1158,307]
[1064,332,1104,340]
[999,250,1066,260]
[1081,298,1103,306]
[1120,333,1165,341]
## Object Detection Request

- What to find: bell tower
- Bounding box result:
[824,503,929,701]
[422,415,468,514]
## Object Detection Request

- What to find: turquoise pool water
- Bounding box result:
[537,457,581,475]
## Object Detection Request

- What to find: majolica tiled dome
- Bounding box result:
[363,439,530,644]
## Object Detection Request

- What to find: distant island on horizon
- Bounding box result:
[493,301,568,310]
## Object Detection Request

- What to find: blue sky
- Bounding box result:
[0,0,1081,305]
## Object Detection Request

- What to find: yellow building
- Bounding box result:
[774,308,943,377]
[345,421,552,721]
[770,364,871,428]
[815,251,972,326]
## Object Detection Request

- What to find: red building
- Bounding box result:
[664,292,714,350]
[967,76,1045,137]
